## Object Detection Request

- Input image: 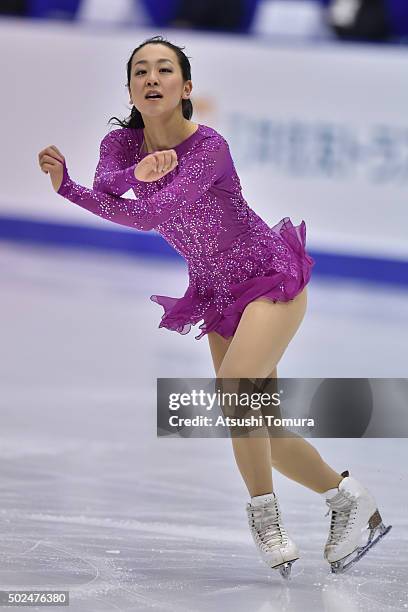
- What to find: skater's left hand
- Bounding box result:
[134,149,178,183]
[38,145,66,192]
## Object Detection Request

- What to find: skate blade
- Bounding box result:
[330,520,392,574]
[271,557,299,580]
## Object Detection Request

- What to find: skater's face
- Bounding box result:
[129,44,192,118]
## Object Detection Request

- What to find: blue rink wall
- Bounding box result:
[1,214,407,289]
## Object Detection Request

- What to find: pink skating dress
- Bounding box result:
[57,123,315,340]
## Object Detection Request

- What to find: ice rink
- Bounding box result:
[0,243,407,611]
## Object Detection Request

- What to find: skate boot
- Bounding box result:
[246,491,299,579]
[322,470,392,574]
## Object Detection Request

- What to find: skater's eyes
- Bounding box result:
[135,69,172,75]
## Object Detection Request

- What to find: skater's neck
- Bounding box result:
[141,117,198,153]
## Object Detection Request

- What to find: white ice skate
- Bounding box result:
[322,470,392,574]
[246,491,299,579]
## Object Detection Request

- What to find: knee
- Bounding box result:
[215,370,266,395]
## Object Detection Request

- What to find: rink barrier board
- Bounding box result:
[0,214,407,287]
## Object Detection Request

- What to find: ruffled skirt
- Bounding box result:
[150,217,315,341]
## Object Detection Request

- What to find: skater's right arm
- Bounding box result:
[56,160,162,232]
[92,129,141,197]
[55,136,229,231]
[38,138,176,232]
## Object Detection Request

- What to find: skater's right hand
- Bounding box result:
[38,145,65,192]
[134,150,178,183]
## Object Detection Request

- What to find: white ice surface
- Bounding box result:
[0,243,407,611]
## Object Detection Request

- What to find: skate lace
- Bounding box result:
[247,499,288,550]
[325,491,357,546]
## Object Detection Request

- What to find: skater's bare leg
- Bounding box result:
[207,288,343,496]
[210,287,309,497]
[208,328,273,497]
[272,432,343,493]
[264,366,343,493]
[228,427,274,498]
[218,288,309,379]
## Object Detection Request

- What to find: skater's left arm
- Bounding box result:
[122,137,231,227]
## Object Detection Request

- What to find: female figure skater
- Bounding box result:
[38,35,390,579]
